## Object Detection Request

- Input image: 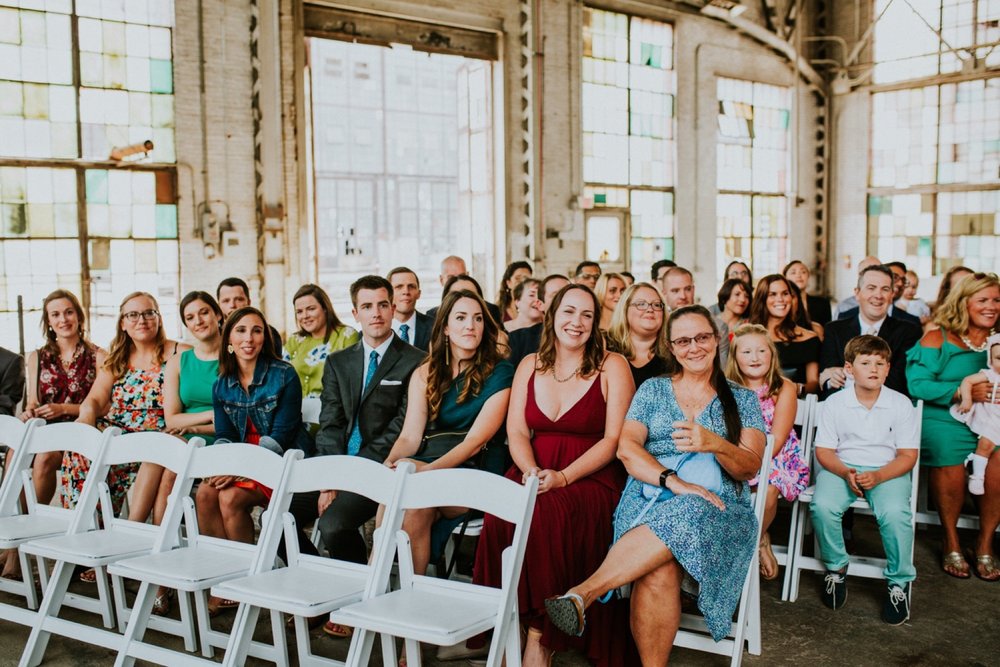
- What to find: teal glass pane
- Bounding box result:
[155,204,176,238]
[149,59,172,93]
[85,169,108,203]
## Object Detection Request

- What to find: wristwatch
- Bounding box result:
[659,468,677,488]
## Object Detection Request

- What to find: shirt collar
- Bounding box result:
[393,312,416,329]
[857,312,887,334]
[844,385,891,410]
[362,335,393,360]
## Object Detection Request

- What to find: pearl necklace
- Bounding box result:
[961,329,996,352]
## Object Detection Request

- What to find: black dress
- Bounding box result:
[629,356,667,389]
[775,336,820,385]
[805,294,832,326]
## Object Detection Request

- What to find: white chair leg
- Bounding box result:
[345,628,377,667]
[221,603,262,667]
[16,550,39,611]
[291,615,314,667]
[93,565,115,629]
[18,560,74,667]
[112,580,157,667]
[404,638,421,667]
[378,633,397,667]
[193,589,216,659]
[781,503,800,601]
[501,610,522,667]
[177,590,198,653]
[110,573,129,633]
[268,608,289,665]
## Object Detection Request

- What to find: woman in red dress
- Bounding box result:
[473,284,635,666]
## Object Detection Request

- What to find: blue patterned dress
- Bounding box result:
[613,377,765,642]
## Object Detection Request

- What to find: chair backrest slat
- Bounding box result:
[28,422,108,461]
[186,443,289,488]
[103,432,206,471]
[398,468,535,524]
[287,455,399,505]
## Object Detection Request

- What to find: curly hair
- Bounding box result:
[605,282,668,361]
[934,272,1000,335]
[425,290,506,422]
[748,275,799,342]
[104,291,167,380]
[725,323,783,401]
[535,284,605,379]
[39,289,90,355]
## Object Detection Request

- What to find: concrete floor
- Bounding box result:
[1,519,998,666]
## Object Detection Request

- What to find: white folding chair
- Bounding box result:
[330,468,539,667]
[16,432,204,667]
[785,401,923,603]
[109,444,302,667]
[213,457,415,667]
[673,435,773,667]
[770,394,815,592]
[0,415,45,612]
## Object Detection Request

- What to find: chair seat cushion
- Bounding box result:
[110,546,253,586]
[332,587,498,641]
[22,529,154,561]
[214,566,368,611]
[0,515,69,546]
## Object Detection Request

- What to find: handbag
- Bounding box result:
[639,451,724,502]
[415,428,471,463]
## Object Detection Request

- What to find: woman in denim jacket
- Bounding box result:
[198,306,310,614]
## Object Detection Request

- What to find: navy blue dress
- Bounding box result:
[613,377,765,641]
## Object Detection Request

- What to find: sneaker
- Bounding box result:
[882,583,910,625]
[969,473,985,495]
[821,570,847,610]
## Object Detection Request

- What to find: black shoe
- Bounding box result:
[882,583,910,625]
[821,570,847,610]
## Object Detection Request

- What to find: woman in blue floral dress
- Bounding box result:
[545,305,766,665]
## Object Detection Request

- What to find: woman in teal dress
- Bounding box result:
[545,305,766,664]
[384,289,514,576]
[284,284,359,398]
[906,272,1000,580]
[164,291,223,445]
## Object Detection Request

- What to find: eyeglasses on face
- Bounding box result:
[670,332,716,349]
[122,309,159,323]
[630,300,665,311]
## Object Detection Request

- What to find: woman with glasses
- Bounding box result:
[545,305,765,664]
[76,292,187,582]
[605,282,668,388]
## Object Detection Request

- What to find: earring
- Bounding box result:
[444,338,450,366]
[227,344,234,354]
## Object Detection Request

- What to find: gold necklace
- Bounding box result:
[553,365,582,383]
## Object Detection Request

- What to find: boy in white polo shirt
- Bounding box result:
[809,335,919,625]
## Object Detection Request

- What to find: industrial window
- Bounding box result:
[0,0,178,344]
[716,77,792,277]
[581,7,676,271]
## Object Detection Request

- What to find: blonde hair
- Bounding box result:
[104,291,166,379]
[595,273,625,314]
[725,323,783,400]
[933,273,1000,335]
[605,282,668,361]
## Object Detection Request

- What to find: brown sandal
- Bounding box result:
[759,533,779,581]
[942,551,970,579]
[974,554,1000,582]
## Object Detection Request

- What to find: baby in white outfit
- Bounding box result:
[952,334,1000,495]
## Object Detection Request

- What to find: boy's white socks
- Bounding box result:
[970,453,989,478]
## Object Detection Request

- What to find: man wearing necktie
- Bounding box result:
[388,266,433,351]
[290,275,423,568]
[820,265,921,399]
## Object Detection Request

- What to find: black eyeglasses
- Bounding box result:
[630,300,665,312]
[670,332,716,349]
[123,309,159,323]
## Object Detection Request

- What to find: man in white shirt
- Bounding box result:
[388,266,432,351]
[810,334,919,624]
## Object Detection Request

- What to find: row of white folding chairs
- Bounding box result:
[1,415,539,667]
[781,400,924,603]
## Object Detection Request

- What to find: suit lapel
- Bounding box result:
[344,344,364,414]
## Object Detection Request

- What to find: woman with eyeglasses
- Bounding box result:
[76,292,187,582]
[605,282,668,389]
[545,305,765,664]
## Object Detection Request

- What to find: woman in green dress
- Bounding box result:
[284,284,359,398]
[906,272,1000,581]
[164,291,223,444]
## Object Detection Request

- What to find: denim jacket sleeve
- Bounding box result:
[212,379,240,442]
[268,364,305,451]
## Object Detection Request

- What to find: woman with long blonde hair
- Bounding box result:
[605,282,668,388]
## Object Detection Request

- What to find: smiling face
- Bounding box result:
[846,352,890,393]
[294,294,327,338]
[229,313,265,364]
[444,296,485,356]
[353,287,395,344]
[734,333,772,382]
[855,269,893,323]
[603,277,626,312]
[966,285,1000,332]
[552,288,596,350]
[515,282,542,319]
[725,283,750,317]
[785,262,809,291]
[662,271,695,310]
[120,294,160,343]
[626,286,664,336]
[888,265,907,300]
[183,299,222,342]
[668,313,718,375]
[45,297,81,341]
[764,279,793,321]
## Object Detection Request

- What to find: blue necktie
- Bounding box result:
[346,350,379,456]
[399,324,410,344]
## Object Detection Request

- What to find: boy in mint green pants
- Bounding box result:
[809,335,919,625]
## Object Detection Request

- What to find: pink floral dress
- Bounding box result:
[749,384,809,501]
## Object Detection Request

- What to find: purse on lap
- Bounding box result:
[639,451,724,501]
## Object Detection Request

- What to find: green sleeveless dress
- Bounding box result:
[178,349,219,444]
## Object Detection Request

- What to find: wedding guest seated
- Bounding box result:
[749,275,820,395]
[505,278,544,333]
[713,278,752,333]
[497,261,533,323]
[784,260,832,326]
[389,266,432,351]
[284,284,359,399]
[605,282,668,389]
[508,274,569,367]
[595,273,626,332]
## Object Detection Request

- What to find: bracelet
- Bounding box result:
[558,470,570,486]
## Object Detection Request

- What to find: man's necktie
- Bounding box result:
[346,350,379,456]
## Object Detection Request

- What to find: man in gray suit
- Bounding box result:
[388,266,433,351]
[290,276,424,568]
